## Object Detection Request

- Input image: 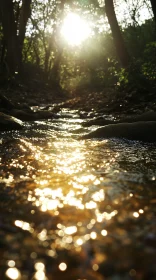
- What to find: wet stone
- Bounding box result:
[0,112,23,130]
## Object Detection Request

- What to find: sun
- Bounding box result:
[61,13,91,46]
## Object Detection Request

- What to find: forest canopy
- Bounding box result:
[0,0,155,94]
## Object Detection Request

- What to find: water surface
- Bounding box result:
[0,109,156,280]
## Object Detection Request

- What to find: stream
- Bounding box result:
[0,107,156,280]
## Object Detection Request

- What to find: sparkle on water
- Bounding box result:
[0,109,156,279]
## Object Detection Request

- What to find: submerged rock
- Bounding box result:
[34,110,59,120]
[10,109,59,121]
[83,111,156,127]
[0,93,59,122]
[0,112,23,130]
[10,109,37,121]
[82,121,156,142]
[119,111,156,123]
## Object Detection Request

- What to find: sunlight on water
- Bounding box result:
[15,220,34,233]
[0,114,156,279]
[6,268,21,280]
[0,174,14,185]
[34,262,47,280]
[64,226,77,235]
[8,260,15,268]
[13,137,123,252]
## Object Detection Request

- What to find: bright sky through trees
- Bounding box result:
[115,0,152,25]
[60,1,152,46]
[61,13,92,46]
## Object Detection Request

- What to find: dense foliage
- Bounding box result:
[0,0,155,96]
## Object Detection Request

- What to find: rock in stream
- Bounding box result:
[0,112,23,130]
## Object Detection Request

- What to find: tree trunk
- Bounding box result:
[105,0,130,68]
[50,0,65,89]
[0,0,32,75]
[50,48,63,89]
[19,0,32,69]
[0,0,19,75]
[150,0,156,23]
[44,37,53,78]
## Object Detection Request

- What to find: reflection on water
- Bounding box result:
[0,111,156,279]
[6,267,21,280]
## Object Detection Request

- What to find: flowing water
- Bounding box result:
[0,108,156,280]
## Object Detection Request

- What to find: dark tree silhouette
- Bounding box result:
[0,0,19,75]
[105,0,130,68]
[0,0,32,75]
[150,0,156,23]
[19,0,32,69]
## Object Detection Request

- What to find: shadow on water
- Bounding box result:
[0,109,156,280]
